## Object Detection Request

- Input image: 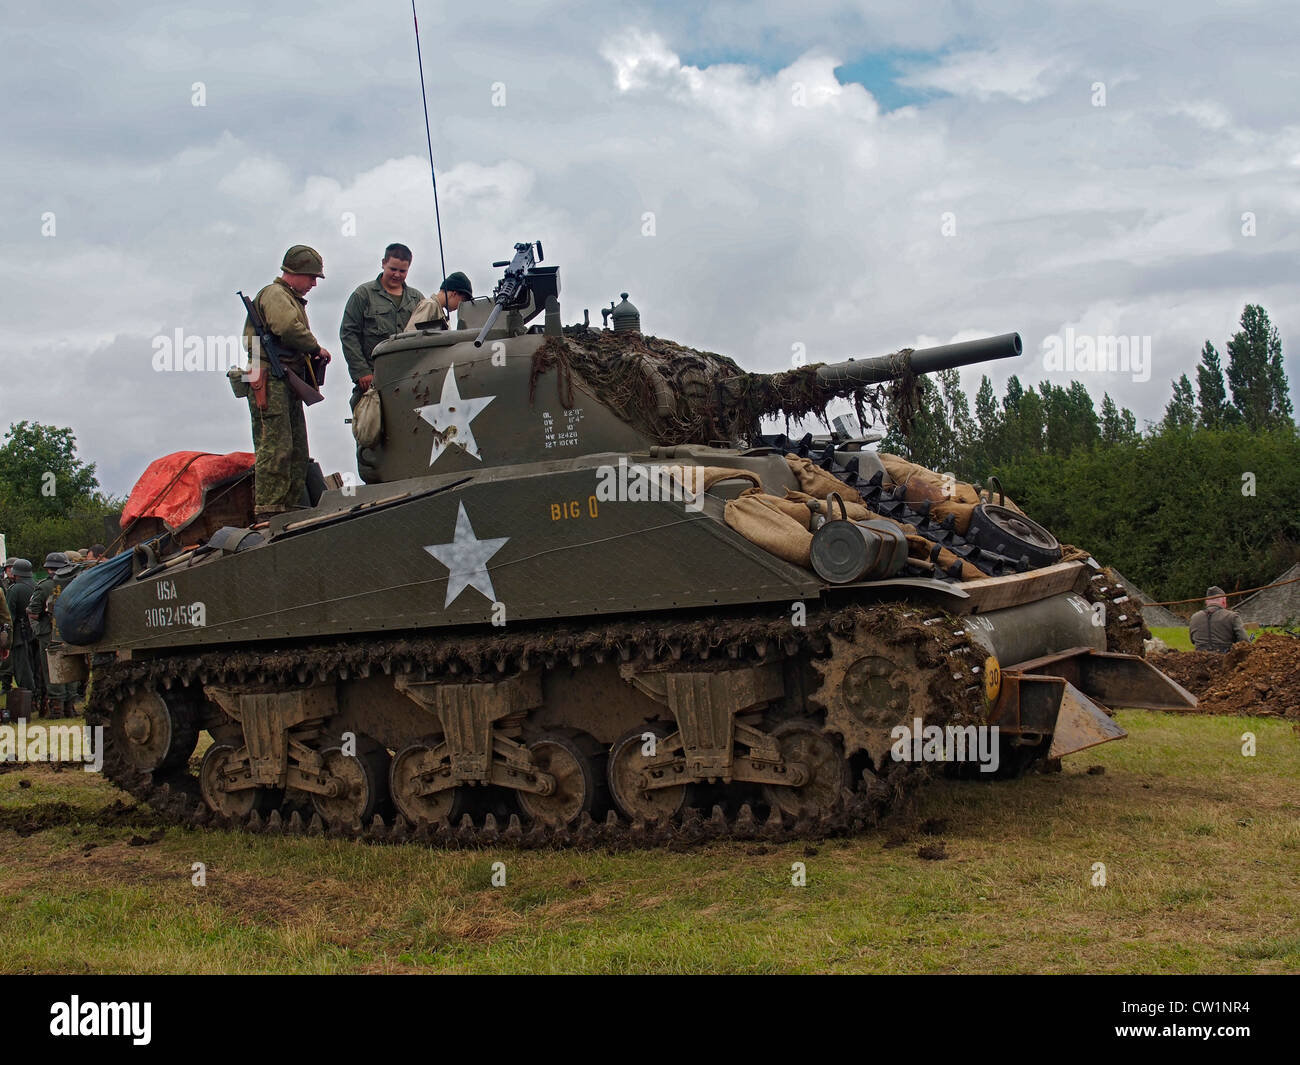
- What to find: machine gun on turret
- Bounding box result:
[472,240,561,347]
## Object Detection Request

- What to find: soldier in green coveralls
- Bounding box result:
[241,246,333,520]
[340,243,425,410]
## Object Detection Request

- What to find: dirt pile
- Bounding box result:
[1149,632,1300,718]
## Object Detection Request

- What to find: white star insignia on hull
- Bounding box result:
[423,502,510,607]
[415,363,495,466]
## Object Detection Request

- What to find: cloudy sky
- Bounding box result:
[3,1,1297,497]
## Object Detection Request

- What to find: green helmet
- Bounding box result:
[282,245,325,278]
[440,271,473,298]
[12,559,33,579]
[43,551,68,572]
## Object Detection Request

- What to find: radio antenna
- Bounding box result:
[411,1,447,282]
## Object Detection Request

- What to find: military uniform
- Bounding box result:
[0,567,13,702]
[4,565,37,709]
[1189,603,1249,652]
[243,255,325,514]
[405,272,473,331]
[405,295,448,330]
[29,573,58,715]
[340,276,424,407]
[28,553,77,716]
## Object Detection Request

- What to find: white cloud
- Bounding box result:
[1,1,1297,497]
[898,47,1065,102]
[217,156,293,202]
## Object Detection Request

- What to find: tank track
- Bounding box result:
[85,603,983,849]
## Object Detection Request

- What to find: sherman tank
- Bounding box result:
[64,241,1196,846]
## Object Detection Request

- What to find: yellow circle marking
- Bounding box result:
[983,656,1002,704]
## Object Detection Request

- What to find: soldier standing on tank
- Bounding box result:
[4,560,38,722]
[1189,586,1252,652]
[242,245,333,520]
[405,272,473,331]
[340,243,426,410]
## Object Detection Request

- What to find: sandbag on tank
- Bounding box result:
[53,550,134,646]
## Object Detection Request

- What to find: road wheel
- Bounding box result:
[607,723,689,823]
[390,741,468,825]
[761,720,850,819]
[312,740,393,824]
[111,689,199,772]
[199,743,280,819]
[966,504,1061,568]
[516,732,602,828]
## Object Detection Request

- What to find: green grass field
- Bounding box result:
[1149,626,1193,651]
[1149,625,1294,651]
[1,711,1297,974]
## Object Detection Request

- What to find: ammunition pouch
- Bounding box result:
[227,366,251,399]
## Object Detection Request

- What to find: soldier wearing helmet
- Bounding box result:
[405,271,474,331]
[241,245,333,520]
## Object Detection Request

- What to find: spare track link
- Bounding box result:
[86,604,976,849]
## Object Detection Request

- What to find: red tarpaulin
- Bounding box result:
[121,451,255,532]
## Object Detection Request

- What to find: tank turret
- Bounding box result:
[358,245,1021,483]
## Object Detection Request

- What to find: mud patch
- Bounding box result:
[0,799,161,837]
[1150,632,1300,718]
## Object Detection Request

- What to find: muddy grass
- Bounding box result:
[1,711,1297,974]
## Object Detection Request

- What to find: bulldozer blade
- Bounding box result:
[1008,647,1198,711]
[1076,652,1198,711]
[1048,681,1128,760]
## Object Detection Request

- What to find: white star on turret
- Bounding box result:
[423,502,510,607]
[415,363,495,465]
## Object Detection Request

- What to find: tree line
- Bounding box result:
[0,422,122,566]
[880,304,1299,605]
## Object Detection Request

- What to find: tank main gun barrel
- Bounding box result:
[814,332,1022,390]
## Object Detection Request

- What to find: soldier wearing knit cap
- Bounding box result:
[405,272,473,331]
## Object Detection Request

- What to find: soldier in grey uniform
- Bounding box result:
[1188,586,1251,652]
[4,559,37,721]
[0,559,13,711]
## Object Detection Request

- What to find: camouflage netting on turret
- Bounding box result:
[535,327,895,445]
